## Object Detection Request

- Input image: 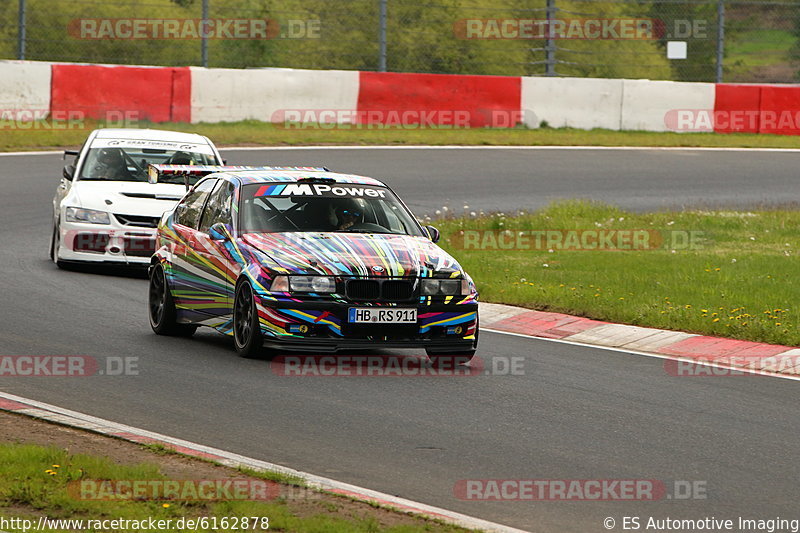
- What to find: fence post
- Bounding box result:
[17,0,26,60]
[201,0,209,67]
[715,0,724,83]
[545,0,556,76]
[378,0,387,71]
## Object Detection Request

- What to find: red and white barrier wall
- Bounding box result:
[2,59,799,135]
[189,67,360,123]
[0,60,52,120]
[51,64,191,122]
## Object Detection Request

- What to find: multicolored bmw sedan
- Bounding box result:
[147,165,479,364]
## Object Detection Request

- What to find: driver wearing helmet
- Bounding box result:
[93,148,132,180]
[333,198,364,230]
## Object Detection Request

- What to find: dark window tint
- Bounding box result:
[174,178,217,229]
[199,180,235,233]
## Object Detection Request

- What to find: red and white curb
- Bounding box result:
[0,391,527,533]
[480,302,800,378]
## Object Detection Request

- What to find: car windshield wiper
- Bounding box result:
[338,229,399,235]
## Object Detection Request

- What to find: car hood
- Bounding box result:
[242,232,464,277]
[72,180,188,217]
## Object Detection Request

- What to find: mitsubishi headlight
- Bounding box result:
[288,276,336,294]
[421,278,470,296]
[65,207,111,225]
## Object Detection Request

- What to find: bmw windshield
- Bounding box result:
[239,182,425,237]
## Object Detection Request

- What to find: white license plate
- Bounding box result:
[348,308,417,324]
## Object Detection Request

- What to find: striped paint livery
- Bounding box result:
[153,170,478,347]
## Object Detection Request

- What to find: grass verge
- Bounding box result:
[3,119,800,151]
[0,435,473,533]
[435,200,800,347]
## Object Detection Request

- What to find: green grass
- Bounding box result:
[235,466,307,489]
[3,119,800,151]
[436,201,800,347]
[0,443,472,533]
[727,28,797,68]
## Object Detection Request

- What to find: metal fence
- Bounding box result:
[1,0,799,83]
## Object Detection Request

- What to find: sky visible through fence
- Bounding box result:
[1,0,798,82]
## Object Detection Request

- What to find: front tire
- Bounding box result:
[50,224,66,269]
[233,280,264,358]
[149,264,196,337]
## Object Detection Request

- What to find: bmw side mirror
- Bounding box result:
[63,164,75,181]
[209,222,233,241]
[426,225,440,243]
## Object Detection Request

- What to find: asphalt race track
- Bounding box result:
[1,148,800,532]
[228,146,800,215]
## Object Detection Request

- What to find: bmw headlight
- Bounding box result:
[66,207,111,225]
[288,276,336,294]
[421,278,469,296]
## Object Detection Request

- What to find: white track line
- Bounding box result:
[483,327,800,382]
[0,391,528,533]
[222,145,800,153]
[0,150,71,156]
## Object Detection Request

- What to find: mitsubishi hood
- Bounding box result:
[242,232,464,278]
[71,181,188,217]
